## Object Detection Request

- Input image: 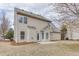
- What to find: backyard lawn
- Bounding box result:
[0,40,79,56]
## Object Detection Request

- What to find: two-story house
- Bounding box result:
[14,8,52,43]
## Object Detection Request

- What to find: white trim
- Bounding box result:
[14,11,18,43]
[39,32,41,41]
[49,32,50,40]
[44,31,46,40]
[27,28,30,42]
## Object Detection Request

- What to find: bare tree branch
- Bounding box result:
[0,11,10,40]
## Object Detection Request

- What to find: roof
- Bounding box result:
[14,8,51,22]
[50,23,60,33]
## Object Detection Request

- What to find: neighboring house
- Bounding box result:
[63,20,79,40]
[67,25,79,40]
[50,24,61,41]
[14,8,52,43]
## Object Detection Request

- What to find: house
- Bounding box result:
[50,24,61,41]
[0,34,3,40]
[14,8,52,43]
[63,20,79,40]
[67,24,79,40]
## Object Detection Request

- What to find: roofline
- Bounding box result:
[50,32,60,33]
[14,8,52,22]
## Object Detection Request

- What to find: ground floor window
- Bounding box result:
[46,32,48,39]
[37,33,39,40]
[20,31,25,40]
[41,31,44,39]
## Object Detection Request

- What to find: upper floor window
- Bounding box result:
[18,14,27,24]
[19,16,23,23]
[24,16,27,24]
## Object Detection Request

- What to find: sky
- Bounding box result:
[0,3,60,29]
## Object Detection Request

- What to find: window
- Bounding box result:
[24,16,27,24]
[20,31,25,40]
[18,15,27,24]
[46,33,48,39]
[19,17,22,23]
[41,31,44,39]
[37,33,39,40]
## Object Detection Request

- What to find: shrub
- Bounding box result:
[66,37,69,40]
[5,28,14,41]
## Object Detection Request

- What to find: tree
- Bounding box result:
[0,11,10,40]
[54,3,79,23]
[53,3,79,40]
[5,28,14,41]
[61,24,67,40]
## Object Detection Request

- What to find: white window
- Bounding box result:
[20,31,25,40]
[18,15,27,24]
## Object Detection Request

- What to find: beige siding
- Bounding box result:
[14,13,29,43]
[14,8,51,43]
[28,16,51,41]
[28,28,37,42]
[67,27,79,40]
[50,33,61,40]
[27,17,50,31]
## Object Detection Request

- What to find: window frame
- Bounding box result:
[19,16,23,23]
[41,31,44,39]
[20,31,25,40]
[18,14,27,24]
[24,16,27,24]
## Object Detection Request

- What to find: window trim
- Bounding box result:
[41,31,44,39]
[20,31,25,40]
[24,16,27,24]
[18,14,27,24]
[19,16,23,23]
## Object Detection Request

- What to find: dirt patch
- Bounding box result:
[0,40,79,55]
[10,41,36,46]
[0,40,10,42]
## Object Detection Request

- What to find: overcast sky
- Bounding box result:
[0,3,60,29]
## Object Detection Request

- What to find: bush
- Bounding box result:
[66,37,69,40]
[5,28,14,41]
